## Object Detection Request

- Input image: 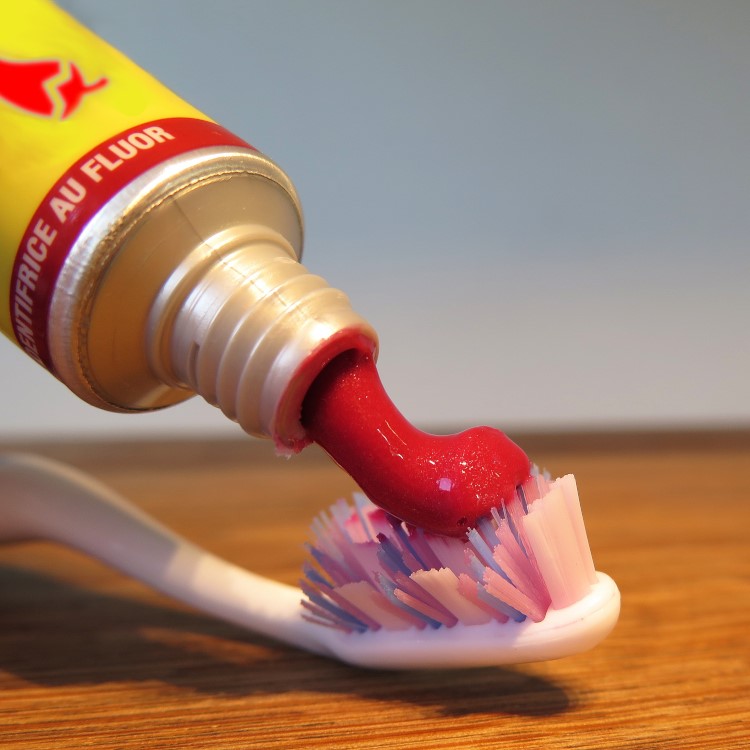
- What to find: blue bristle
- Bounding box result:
[504,506,527,555]
[377,574,442,629]
[307,543,353,585]
[466,528,510,582]
[476,515,500,548]
[376,533,412,576]
[409,526,445,570]
[299,581,369,632]
[468,551,488,581]
[476,585,527,623]
[302,562,332,589]
[391,523,428,572]
[494,501,507,521]
[301,599,356,631]
[516,482,528,513]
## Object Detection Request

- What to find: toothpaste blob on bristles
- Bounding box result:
[301,470,598,633]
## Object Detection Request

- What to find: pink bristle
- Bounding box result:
[332,538,383,587]
[306,544,354,588]
[301,468,597,632]
[351,493,379,540]
[520,474,540,505]
[393,588,455,627]
[494,521,552,609]
[365,507,401,540]
[323,583,386,631]
[421,534,473,576]
[457,574,510,623]
[314,507,381,586]
[523,482,595,609]
[503,486,551,594]
[335,581,414,630]
[558,475,598,585]
[389,570,459,626]
[483,568,548,622]
[412,568,492,626]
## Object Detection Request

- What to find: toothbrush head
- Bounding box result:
[300,470,620,669]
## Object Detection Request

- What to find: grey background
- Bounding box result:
[2,0,748,439]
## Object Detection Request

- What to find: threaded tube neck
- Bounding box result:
[149,227,377,450]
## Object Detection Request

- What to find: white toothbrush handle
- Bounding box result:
[0,453,316,652]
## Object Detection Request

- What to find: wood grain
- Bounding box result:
[1,430,748,749]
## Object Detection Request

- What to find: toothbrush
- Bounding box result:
[0,452,619,670]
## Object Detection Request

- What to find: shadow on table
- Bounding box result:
[0,564,571,718]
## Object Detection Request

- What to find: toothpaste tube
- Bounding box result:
[1,0,377,450]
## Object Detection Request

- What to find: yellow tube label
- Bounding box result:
[1,0,251,369]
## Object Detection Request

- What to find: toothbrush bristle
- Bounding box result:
[301,470,597,633]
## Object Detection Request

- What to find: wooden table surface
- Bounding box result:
[0,430,748,749]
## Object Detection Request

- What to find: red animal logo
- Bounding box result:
[0,57,108,119]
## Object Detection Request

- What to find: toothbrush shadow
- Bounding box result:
[0,564,571,718]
